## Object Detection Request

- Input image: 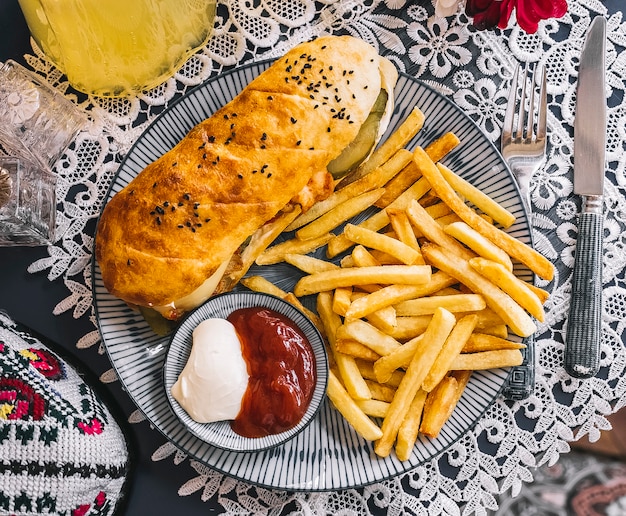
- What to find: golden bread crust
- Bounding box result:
[95,35,386,308]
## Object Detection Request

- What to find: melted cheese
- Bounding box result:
[152,259,230,317]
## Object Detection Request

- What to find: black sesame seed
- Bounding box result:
[267,95,273,100]
[178,224,184,229]
[191,227,196,233]
[267,173,272,178]
[127,259,131,266]
[296,140,302,146]
[183,193,191,200]
[205,218,211,223]
[261,133,267,140]
[152,182,157,188]
[208,136,215,143]
[290,117,297,124]
[156,217,161,225]
[156,206,164,215]
[238,174,243,179]
[163,201,170,207]
[178,202,184,207]
[150,211,156,216]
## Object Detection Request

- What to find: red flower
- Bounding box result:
[77,417,104,435]
[466,0,567,33]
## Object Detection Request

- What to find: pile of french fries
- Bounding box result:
[237,106,555,461]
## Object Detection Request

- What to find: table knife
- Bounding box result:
[564,17,607,379]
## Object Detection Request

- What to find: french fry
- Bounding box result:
[421,243,537,337]
[256,233,334,265]
[436,160,516,229]
[365,380,398,402]
[240,276,324,331]
[295,189,385,241]
[287,148,414,232]
[343,223,423,265]
[420,370,471,439]
[335,339,381,361]
[337,107,426,189]
[387,208,424,264]
[444,221,513,271]
[318,291,372,401]
[327,370,383,441]
[395,388,428,461]
[327,177,431,258]
[394,294,486,316]
[337,319,402,356]
[462,332,526,353]
[451,349,524,370]
[526,282,550,304]
[282,293,324,331]
[413,147,554,280]
[356,399,390,418]
[240,275,288,298]
[422,314,478,392]
[373,334,424,383]
[332,287,353,317]
[365,310,397,334]
[405,199,475,261]
[284,253,339,274]
[221,205,302,290]
[294,264,431,297]
[374,307,456,457]
[424,131,461,162]
[388,316,433,341]
[477,324,509,338]
[375,161,423,208]
[344,271,457,319]
[357,360,405,389]
[468,257,545,322]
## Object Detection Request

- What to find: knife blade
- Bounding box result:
[564,17,607,379]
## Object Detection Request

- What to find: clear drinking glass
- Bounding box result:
[0,60,87,246]
[17,0,217,97]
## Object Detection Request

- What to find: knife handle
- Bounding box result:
[564,205,603,378]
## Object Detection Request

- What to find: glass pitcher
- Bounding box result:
[17,0,216,97]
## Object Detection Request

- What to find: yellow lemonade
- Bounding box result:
[18,0,216,96]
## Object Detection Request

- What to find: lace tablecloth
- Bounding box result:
[20,0,626,513]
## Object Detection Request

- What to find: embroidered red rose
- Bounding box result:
[22,347,65,380]
[77,417,104,435]
[0,378,46,420]
[465,0,567,33]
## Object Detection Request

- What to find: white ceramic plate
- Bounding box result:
[93,60,532,491]
[163,291,328,452]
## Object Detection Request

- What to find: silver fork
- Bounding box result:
[501,63,548,216]
[499,63,547,401]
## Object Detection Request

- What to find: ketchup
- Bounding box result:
[227,307,317,438]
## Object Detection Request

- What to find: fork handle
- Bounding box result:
[564,200,603,378]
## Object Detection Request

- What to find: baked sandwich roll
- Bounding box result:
[95,35,398,321]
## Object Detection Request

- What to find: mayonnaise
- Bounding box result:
[171,318,249,423]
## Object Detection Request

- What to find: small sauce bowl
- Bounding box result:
[163,291,328,452]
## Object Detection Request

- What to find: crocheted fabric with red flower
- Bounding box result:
[0,311,130,516]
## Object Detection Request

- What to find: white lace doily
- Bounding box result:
[22,0,626,513]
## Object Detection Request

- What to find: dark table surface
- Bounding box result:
[0,2,212,514]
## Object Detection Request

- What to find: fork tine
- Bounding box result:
[516,64,528,141]
[502,64,519,142]
[536,65,547,142]
[526,65,536,141]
